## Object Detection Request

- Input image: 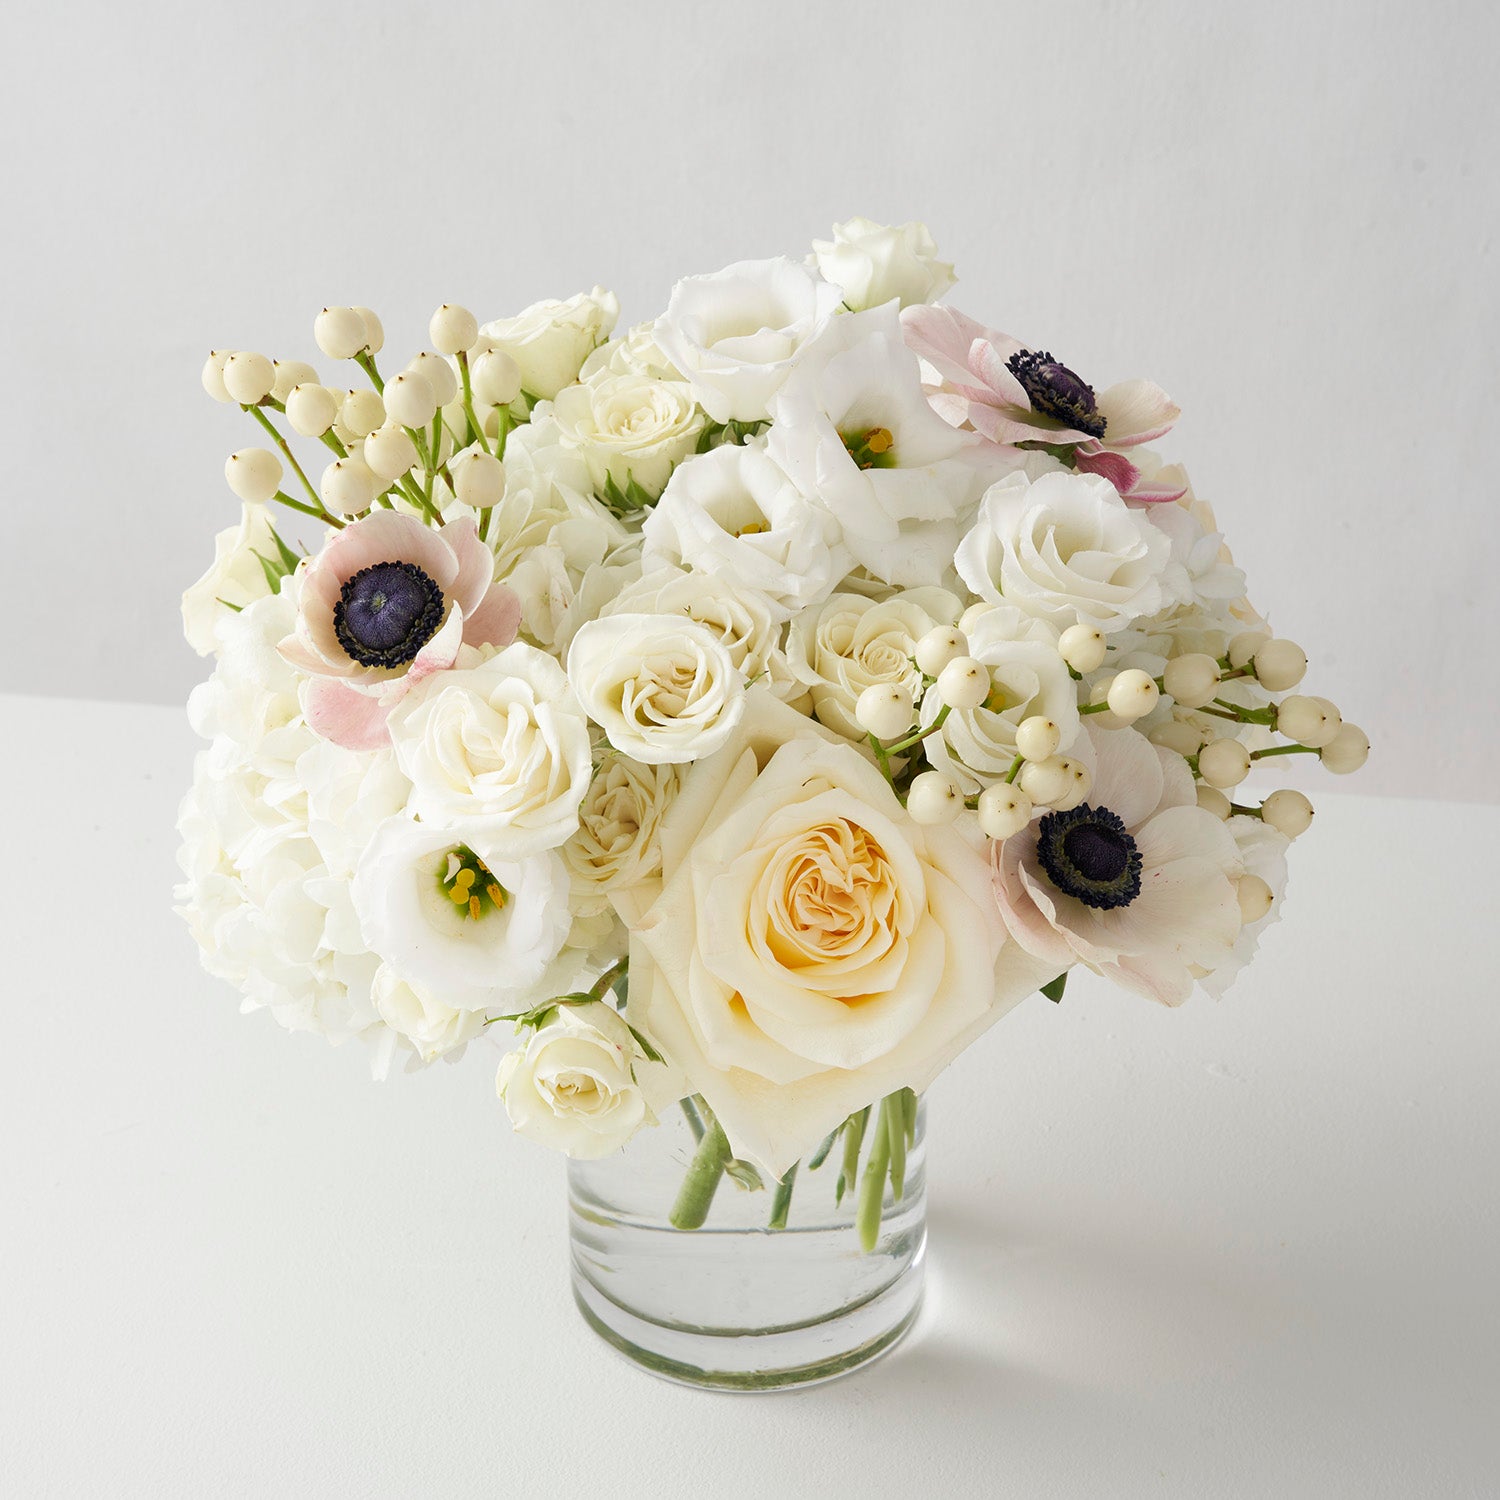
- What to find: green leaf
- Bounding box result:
[251,549,285,594]
[267,522,302,575]
[625,1024,664,1066]
[1041,973,1068,1004]
[215,598,244,612]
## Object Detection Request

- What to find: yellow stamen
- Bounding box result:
[454,868,475,889]
[735,520,770,537]
[448,884,470,904]
[468,895,481,921]
[486,883,507,908]
[865,427,893,455]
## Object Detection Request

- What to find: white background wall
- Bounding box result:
[4,0,1494,801]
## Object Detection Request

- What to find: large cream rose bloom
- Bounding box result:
[627,695,1055,1175]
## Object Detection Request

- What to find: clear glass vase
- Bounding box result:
[568,1093,926,1391]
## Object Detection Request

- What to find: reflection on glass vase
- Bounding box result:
[568,1090,926,1391]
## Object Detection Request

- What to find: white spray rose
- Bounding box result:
[653,256,844,423]
[478,287,619,400]
[568,611,746,764]
[181,503,286,656]
[387,641,593,855]
[641,441,846,620]
[497,1001,655,1159]
[579,321,681,381]
[562,753,684,919]
[955,469,1172,634]
[811,217,955,311]
[552,372,705,500]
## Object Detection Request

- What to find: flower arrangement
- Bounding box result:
[178,218,1367,1247]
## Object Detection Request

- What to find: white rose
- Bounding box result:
[552,371,706,500]
[372,964,487,1067]
[562,752,683,919]
[955,469,1172,634]
[920,606,1081,792]
[385,641,592,854]
[497,1001,655,1159]
[181,502,286,656]
[579,321,681,381]
[765,304,1004,587]
[478,287,620,400]
[568,611,746,765]
[641,441,847,620]
[786,588,961,740]
[811,217,955,311]
[628,697,1055,1175]
[653,256,844,423]
[351,814,581,1011]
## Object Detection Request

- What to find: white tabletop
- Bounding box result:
[2,692,1495,1498]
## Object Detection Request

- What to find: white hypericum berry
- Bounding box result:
[1087,679,1127,731]
[223,447,283,504]
[1320,722,1369,775]
[222,351,275,405]
[1015,715,1062,763]
[1277,694,1338,748]
[1017,755,1071,806]
[1049,757,1092,812]
[1163,652,1221,709]
[914,626,968,677]
[452,449,506,509]
[1196,784,1232,820]
[407,352,459,408]
[1197,737,1252,789]
[1236,873,1274,923]
[363,423,419,481]
[855,683,914,741]
[1252,638,1308,692]
[271,359,318,404]
[1228,630,1270,670]
[352,307,384,355]
[320,455,379,515]
[201,349,234,403]
[1261,788,1314,838]
[383,370,438,429]
[1150,719,1206,758]
[285,383,340,437]
[314,306,369,360]
[429,303,479,356]
[935,657,990,711]
[958,602,996,637]
[906,771,963,826]
[340,388,385,439]
[977,783,1033,840]
[472,349,522,407]
[1105,669,1160,723]
[1058,623,1107,674]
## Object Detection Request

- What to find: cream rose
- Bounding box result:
[811,217,956,311]
[567,612,746,764]
[497,1001,655,1159]
[562,752,683,918]
[552,372,706,500]
[478,287,620,400]
[386,641,592,855]
[628,696,1056,1175]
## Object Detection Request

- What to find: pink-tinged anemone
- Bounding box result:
[991,723,1244,1006]
[900,304,1185,504]
[278,513,521,751]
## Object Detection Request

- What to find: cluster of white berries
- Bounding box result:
[203,303,525,526]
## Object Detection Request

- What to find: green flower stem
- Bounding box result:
[1004,754,1024,784]
[856,1105,893,1252]
[806,1127,840,1172]
[900,1086,918,1146]
[670,1118,733,1230]
[245,404,329,517]
[1251,744,1319,760]
[885,1096,907,1202]
[354,352,385,394]
[1080,700,1113,715]
[456,351,492,456]
[867,733,896,786]
[679,1096,706,1144]
[270,489,342,527]
[494,406,513,459]
[837,1106,869,1207]
[885,704,951,757]
[768,1163,798,1230]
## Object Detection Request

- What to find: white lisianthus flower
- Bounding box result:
[562,753,684,919]
[552,372,706,500]
[478,287,620,400]
[786,588,962,741]
[641,442,847,619]
[568,611,745,764]
[653,256,844,423]
[1140,491,1248,623]
[497,1001,656,1159]
[991,723,1244,1006]
[628,697,1056,1176]
[181,503,285,656]
[351,816,580,1012]
[811,217,956,311]
[921,606,1081,792]
[371,964,487,1068]
[1198,816,1290,999]
[956,469,1172,634]
[386,641,593,855]
[766,304,1004,587]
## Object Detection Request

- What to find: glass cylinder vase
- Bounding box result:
[568,1093,926,1391]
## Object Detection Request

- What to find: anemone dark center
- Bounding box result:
[333,561,445,668]
[1035,804,1142,910]
[1006,349,1107,439]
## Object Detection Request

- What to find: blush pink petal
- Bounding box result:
[463,584,522,649]
[440,517,496,615]
[394,605,464,694]
[303,678,394,751]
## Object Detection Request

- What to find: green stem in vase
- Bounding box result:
[768,1163,798,1230]
[678,1095,706,1144]
[856,1105,893,1252]
[886,1096,907,1202]
[670,1117,732,1230]
[836,1106,869,1207]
